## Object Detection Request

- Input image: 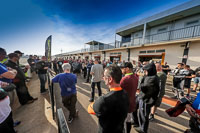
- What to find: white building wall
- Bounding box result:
[187,41,200,70]
[105,50,128,61]
[92,52,102,60]
[130,43,186,69]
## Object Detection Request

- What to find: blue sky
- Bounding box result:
[0,0,190,55]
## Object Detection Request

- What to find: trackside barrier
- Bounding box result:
[47,69,70,133]
[47,69,56,119]
[57,108,71,133]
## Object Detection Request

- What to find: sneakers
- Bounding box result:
[134,127,144,133]
[13,120,21,127]
[149,114,154,121]
[67,117,73,124]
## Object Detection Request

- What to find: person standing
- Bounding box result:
[85,60,93,83]
[36,56,48,93]
[133,62,160,133]
[27,55,35,73]
[4,53,37,105]
[192,66,200,92]
[89,59,103,102]
[52,59,58,74]
[181,65,195,97]
[172,63,184,99]
[88,65,129,133]
[120,62,139,133]
[52,63,78,123]
[162,62,171,75]
[72,60,81,76]
[82,61,87,79]
[57,58,63,73]
[149,63,167,121]
[0,88,16,133]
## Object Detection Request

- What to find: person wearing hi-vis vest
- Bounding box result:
[88,65,129,133]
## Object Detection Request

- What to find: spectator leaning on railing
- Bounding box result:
[52,63,78,123]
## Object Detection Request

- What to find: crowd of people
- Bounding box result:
[1,47,200,132]
[51,57,200,133]
[0,48,39,133]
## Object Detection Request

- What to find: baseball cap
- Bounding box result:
[14,50,24,55]
[120,62,133,69]
[8,53,19,59]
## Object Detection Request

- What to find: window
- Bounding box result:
[185,20,199,27]
[122,35,131,43]
[157,27,167,33]
[156,49,165,53]
[147,50,155,53]
[139,51,146,54]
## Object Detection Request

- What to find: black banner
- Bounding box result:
[45,35,52,62]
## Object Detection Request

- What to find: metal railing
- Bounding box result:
[47,69,70,133]
[47,69,55,119]
[122,24,200,46]
[61,25,200,56]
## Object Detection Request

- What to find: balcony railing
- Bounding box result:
[122,24,200,47]
[62,25,200,56]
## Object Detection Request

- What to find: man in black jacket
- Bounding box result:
[27,55,35,73]
[133,62,160,133]
[4,53,37,105]
[36,56,48,93]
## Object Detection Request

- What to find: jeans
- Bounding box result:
[38,74,47,92]
[194,77,200,84]
[90,82,102,100]
[62,94,77,118]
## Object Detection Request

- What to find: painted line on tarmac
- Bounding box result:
[155,115,187,132]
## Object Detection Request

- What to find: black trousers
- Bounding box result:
[83,68,87,79]
[58,67,63,73]
[86,69,91,82]
[14,81,33,105]
[0,112,15,133]
[62,94,77,118]
[90,82,102,100]
[133,97,152,133]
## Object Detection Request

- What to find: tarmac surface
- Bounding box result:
[12,73,198,133]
